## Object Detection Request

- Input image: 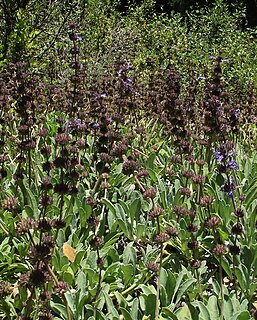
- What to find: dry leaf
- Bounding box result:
[63,242,76,262]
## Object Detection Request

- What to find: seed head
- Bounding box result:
[179,187,191,197]
[143,187,157,199]
[122,160,138,175]
[212,243,227,256]
[199,195,214,207]
[148,207,164,219]
[173,205,188,216]
[154,232,170,243]
[55,133,71,145]
[2,196,19,211]
[231,222,243,235]
[187,240,199,250]
[234,209,244,218]
[146,261,159,272]
[54,281,68,295]
[205,216,221,229]
[192,174,205,184]
[165,226,179,237]
[229,244,240,255]
[190,259,201,269]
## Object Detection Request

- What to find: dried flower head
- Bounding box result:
[229,244,240,255]
[212,243,227,256]
[2,196,19,211]
[231,222,243,235]
[148,207,164,219]
[205,216,221,229]
[122,160,138,175]
[146,261,159,272]
[199,195,214,207]
[154,232,170,243]
[187,240,199,250]
[55,133,71,145]
[173,205,188,216]
[90,236,104,248]
[54,281,68,295]
[234,209,244,218]
[182,170,193,178]
[16,218,35,235]
[192,174,205,184]
[179,187,191,197]
[190,259,201,269]
[143,187,157,199]
[165,226,179,237]
[137,169,149,178]
[187,223,198,233]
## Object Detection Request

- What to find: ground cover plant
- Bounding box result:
[0,0,257,319]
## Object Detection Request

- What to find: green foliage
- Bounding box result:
[1,0,257,319]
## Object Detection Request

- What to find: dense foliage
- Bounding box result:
[0,1,257,319]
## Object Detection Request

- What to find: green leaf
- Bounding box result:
[221,257,232,279]
[245,177,257,210]
[129,196,141,225]
[212,278,220,296]
[120,264,135,285]
[160,284,168,307]
[166,271,176,304]
[216,173,225,186]
[146,153,156,170]
[192,301,211,320]
[22,186,38,218]
[162,307,178,319]
[136,223,145,239]
[174,304,192,320]
[76,271,87,293]
[50,302,67,319]
[120,307,134,320]
[144,293,156,320]
[171,271,185,303]
[230,311,251,320]
[207,296,219,320]
[131,297,139,319]
[234,267,246,291]
[102,285,120,319]
[63,266,74,285]
[123,243,137,265]
[224,295,233,320]
[101,198,116,216]
[24,205,34,218]
[175,278,196,305]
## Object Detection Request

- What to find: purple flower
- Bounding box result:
[227,160,238,171]
[234,109,240,119]
[227,190,233,197]
[222,177,236,197]
[214,150,224,162]
[89,122,99,130]
[92,123,99,130]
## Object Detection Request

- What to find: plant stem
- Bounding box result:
[46,263,71,320]
[219,256,224,320]
[155,243,163,320]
